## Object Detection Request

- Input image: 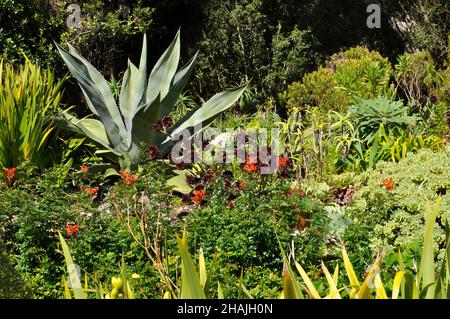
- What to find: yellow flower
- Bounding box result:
[131,273,141,280]
[111,276,123,289]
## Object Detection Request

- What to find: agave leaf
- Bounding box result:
[146,30,180,105]
[56,44,128,150]
[171,85,247,136]
[62,113,111,150]
[138,34,148,80]
[160,52,199,118]
[177,232,206,299]
[119,61,146,132]
[160,85,247,154]
[131,94,161,145]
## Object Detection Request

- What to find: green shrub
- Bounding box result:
[394,52,440,103]
[286,67,349,114]
[0,163,170,298]
[329,46,393,101]
[286,46,393,116]
[183,169,331,297]
[344,149,450,267]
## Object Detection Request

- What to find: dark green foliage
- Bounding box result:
[0,247,30,298]
[381,0,450,65]
[192,0,320,106]
[0,0,63,65]
[0,163,169,298]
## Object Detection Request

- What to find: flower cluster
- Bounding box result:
[277,156,291,175]
[152,116,174,132]
[80,165,89,173]
[383,178,396,191]
[147,145,160,159]
[241,156,258,173]
[3,167,16,182]
[119,170,139,186]
[192,189,206,204]
[285,187,305,197]
[66,223,79,238]
[85,187,98,196]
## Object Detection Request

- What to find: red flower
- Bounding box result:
[383,178,396,191]
[242,163,257,173]
[286,187,305,197]
[162,116,173,128]
[278,157,289,168]
[152,121,163,132]
[147,145,160,159]
[192,189,206,204]
[85,187,98,196]
[66,224,79,238]
[119,170,139,186]
[226,200,235,208]
[3,167,16,182]
[80,165,89,173]
[241,156,259,173]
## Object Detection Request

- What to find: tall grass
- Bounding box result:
[0,56,65,169]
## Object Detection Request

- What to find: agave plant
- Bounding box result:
[56,30,246,170]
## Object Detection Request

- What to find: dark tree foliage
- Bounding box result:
[5,0,449,108]
[0,246,30,299]
[381,0,450,66]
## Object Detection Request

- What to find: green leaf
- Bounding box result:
[419,197,441,299]
[55,43,128,151]
[160,52,199,118]
[58,232,86,299]
[177,232,206,299]
[146,30,180,105]
[166,170,193,194]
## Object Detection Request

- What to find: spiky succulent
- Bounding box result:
[56,30,246,170]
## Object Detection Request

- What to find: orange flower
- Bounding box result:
[85,187,98,196]
[238,181,247,190]
[286,187,305,197]
[3,167,16,182]
[80,165,89,173]
[242,162,257,173]
[66,224,79,238]
[278,157,289,168]
[192,189,206,204]
[119,170,139,186]
[383,178,396,190]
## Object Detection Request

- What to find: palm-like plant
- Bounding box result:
[56,31,246,170]
[349,96,419,143]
